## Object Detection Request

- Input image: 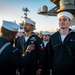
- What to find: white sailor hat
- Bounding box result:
[18,28,24,32]
[43,31,51,35]
[39,31,43,34]
[57,11,73,20]
[2,20,20,32]
[71,25,75,30]
[25,18,35,26]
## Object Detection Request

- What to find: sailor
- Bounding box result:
[41,31,51,75]
[16,18,45,75]
[42,31,51,47]
[47,11,75,75]
[15,28,24,47]
[38,31,43,40]
[0,20,35,75]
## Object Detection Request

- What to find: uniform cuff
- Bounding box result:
[26,50,31,53]
[38,69,42,71]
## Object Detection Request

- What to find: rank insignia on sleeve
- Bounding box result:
[30,37,36,41]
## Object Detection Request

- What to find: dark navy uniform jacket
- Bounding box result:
[41,41,50,75]
[47,30,75,75]
[0,37,30,75]
[16,33,45,75]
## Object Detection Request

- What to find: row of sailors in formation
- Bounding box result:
[16,29,51,47]
[1,11,75,75]
[17,26,75,39]
[16,25,75,51]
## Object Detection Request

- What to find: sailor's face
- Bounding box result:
[58,16,72,29]
[24,23,33,32]
[43,35,50,41]
[9,32,17,42]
